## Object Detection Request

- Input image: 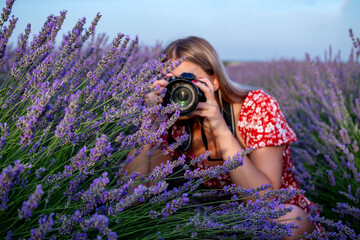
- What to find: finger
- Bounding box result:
[193,80,216,104]
[157,79,169,87]
[191,105,222,120]
[190,108,210,118]
[187,103,209,117]
[145,93,163,104]
[164,71,175,78]
[152,79,169,89]
[195,102,218,111]
[154,87,166,95]
[197,77,214,92]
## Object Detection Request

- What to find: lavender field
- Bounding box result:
[0,0,359,239]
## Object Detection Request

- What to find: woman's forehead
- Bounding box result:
[172,61,207,76]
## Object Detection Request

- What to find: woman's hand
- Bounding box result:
[190,77,230,137]
[144,79,168,106]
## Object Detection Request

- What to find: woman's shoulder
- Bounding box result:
[245,89,276,102]
[237,89,297,148]
[248,89,272,98]
[241,89,280,113]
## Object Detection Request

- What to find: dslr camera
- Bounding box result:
[163,73,206,116]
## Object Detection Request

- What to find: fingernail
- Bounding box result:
[197,77,203,79]
[192,80,197,83]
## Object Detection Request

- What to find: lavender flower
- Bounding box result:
[324,154,338,171]
[29,213,54,240]
[0,160,26,210]
[55,90,81,138]
[352,140,359,152]
[59,17,86,58]
[148,154,186,181]
[18,184,44,219]
[149,179,203,205]
[5,230,13,240]
[0,15,17,66]
[64,173,88,197]
[304,213,359,239]
[29,15,57,52]
[0,122,9,150]
[16,80,55,146]
[49,10,67,42]
[0,0,16,29]
[81,214,117,240]
[71,233,88,240]
[333,202,360,220]
[115,181,168,213]
[81,172,109,206]
[160,193,189,219]
[89,134,112,161]
[327,170,336,186]
[11,23,31,76]
[184,149,250,180]
[58,209,83,235]
[18,40,53,73]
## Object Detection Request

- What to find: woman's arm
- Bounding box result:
[124,145,173,187]
[123,144,152,181]
[212,121,283,190]
[192,78,284,190]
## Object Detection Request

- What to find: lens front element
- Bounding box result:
[168,82,197,115]
[172,85,194,107]
[163,74,204,116]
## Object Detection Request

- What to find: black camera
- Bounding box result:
[163,73,206,116]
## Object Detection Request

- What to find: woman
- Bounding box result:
[126,36,318,237]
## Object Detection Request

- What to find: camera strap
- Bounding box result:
[221,100,236,136]
[200,100,235,161]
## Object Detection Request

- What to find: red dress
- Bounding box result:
[194,90,317,214]
[238,90,317,213]
[162,90,320,229]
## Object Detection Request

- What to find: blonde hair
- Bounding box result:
[163,36,255,105]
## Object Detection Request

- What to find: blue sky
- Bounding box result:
[5,0,360,61]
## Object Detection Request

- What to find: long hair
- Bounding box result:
[162,36,255,105]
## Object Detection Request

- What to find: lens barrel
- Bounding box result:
[163,73,205,116]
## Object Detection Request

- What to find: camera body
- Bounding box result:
[163,72,206,116]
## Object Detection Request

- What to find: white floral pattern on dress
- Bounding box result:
[238,90,297,149]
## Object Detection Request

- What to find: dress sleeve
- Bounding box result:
[238,90,297,149]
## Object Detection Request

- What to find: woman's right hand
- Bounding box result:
[144,79,169,105]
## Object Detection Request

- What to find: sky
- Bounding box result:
[5,0,360,62]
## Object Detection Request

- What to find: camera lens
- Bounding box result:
[168,82,197,112]
[173,86,192,107]
[163,73,205,116]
